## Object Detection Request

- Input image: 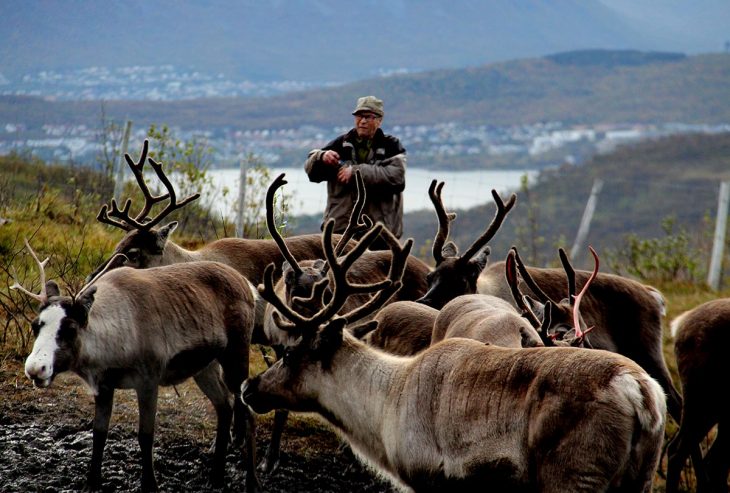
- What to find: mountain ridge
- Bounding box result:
[1,0,727,83]
[2,51,728,131]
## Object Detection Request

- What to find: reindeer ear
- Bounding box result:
[524,295,545,320]
[312,259,326,270]
[74,285,97,327]
[45,280,61,298]
[156,222,178,248]
[471,248,490,272]
[349,320,379,339]
[315,318,346,368]
[442,241,459,258]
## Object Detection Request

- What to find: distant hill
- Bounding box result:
[293,132,730,271]
[2,51,729,131]
[1,0,727,83]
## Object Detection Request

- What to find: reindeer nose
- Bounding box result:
[25,357,52,383]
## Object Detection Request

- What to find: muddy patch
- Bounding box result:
[0,360,395,493]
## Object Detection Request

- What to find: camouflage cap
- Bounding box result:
[352,96,384,117]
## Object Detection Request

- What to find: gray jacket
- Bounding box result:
[305,128,406,238]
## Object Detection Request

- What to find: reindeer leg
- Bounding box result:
[136,385,160,493]
[259,345,287,475]
[194,363,233,488]
[85,386,114,492]
[703,421,730,493]
[667,403,715,493]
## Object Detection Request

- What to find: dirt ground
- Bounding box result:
[0,357,396,493]
[1,353,705,493]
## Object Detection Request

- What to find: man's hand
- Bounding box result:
[337,164,353,184]
[322,150,340,166]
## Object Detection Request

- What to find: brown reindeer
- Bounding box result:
[242,220,667,493]
[255,172,430,472]
[13,240,260,492]
[427,244,594,351]
[415,178,679,413]
[414,179,516,308]
[88,140,343,291]
[666,298,730,493]
[478,251,682,424]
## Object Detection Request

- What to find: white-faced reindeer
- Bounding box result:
[13,240,260,493]
[414,179,516,308]
[87,139,341,296]
[255,172,430,472]
[242,221,667,493]
[666,298,730,493]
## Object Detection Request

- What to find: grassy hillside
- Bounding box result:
[2,51,729,131]
[394,131,730,279]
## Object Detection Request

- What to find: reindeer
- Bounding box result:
[13,240,260,492]
[255,172,430,472]
[413,179,680,417]
[242,220,667,493]
[87,139,344,296]
[414,179,516,308]
[429,246,597,349]
[477,250,682,424]
[666,298,730,493]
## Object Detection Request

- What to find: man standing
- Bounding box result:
[305,95,406,249]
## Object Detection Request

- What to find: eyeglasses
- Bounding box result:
[355,114,381,121]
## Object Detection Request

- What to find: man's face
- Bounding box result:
[354,112,382,139]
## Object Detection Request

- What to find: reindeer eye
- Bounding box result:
[125,249,140,262]
[282,349,293,366]
[31,319,42,337]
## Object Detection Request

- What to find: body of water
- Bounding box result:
[205,167,538,218]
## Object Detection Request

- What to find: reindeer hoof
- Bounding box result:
[258,454,280,475]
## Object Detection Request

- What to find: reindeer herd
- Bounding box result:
[10,140,729,492]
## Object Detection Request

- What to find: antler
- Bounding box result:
[506,248,557,346]
[266,173,303,276]
[428,180,457,265]
[511,246,557,305]
[460,189,517,261]
[10,238,50,303]
[569,246,600,340]
[76,253,129,299]
[505,249,541,329]
[97,139,200,231]
[334,169,372,257]
[259,218,410,333]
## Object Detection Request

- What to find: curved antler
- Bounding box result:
[76,253,129,299]
[511,246,557,304]
[266,173,303,277]
[571,246,600,340]
[258,217,409,334]
[334,169,372,256]
[97,139,200,231]
[559,248,576,303]
[10,238,50,303]
[428,180,457,265]
[505,249,542,329]
[461,190,516,261]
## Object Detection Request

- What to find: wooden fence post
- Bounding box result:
[113,120,133,203]
[707,181,729,291]
[235,158,247,238]
[570,178,604,264]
